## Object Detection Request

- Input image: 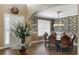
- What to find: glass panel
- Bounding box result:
[38,19,50,36]
[4,14,10,47]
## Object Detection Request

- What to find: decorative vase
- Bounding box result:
[19,38,26,53]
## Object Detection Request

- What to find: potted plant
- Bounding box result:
[12,21,31,53]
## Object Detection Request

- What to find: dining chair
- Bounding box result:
[48,32,57,49]
[43,32,48,47]
[60,33,70,52]
[70,33,76,49]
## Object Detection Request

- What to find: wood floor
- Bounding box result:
[0,42,77,55]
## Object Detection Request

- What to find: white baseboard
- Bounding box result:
[29,40,44,46]
[0,40,44,49]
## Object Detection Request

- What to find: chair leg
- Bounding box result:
[61,47,70,52]
[60,47,62,52]
[45,42,46,47]
[70,45,74,50]
[56,43,61,51]
[48,42,50,49]
[44,39,46,47]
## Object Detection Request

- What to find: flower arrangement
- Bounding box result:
[14,22,31,39]
[12,21,31,50]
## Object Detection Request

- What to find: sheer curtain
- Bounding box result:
[38,19,50,36]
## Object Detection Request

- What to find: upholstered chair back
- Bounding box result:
[61,34,70,47]
[49,32,57,45]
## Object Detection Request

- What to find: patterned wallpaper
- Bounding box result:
[61,15,78,34]
[32,15,78,34]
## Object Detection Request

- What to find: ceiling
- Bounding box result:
[27,4,62,17]
[35,4,78,19]
[27,4,61,12]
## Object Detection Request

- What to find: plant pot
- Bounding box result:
[19,49,26,53]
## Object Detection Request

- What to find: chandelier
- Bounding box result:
[53,11,64,27]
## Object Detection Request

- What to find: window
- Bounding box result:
[38,19,50,36]
[4,14,10,47]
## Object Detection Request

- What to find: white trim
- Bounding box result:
[29,40,44,46]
